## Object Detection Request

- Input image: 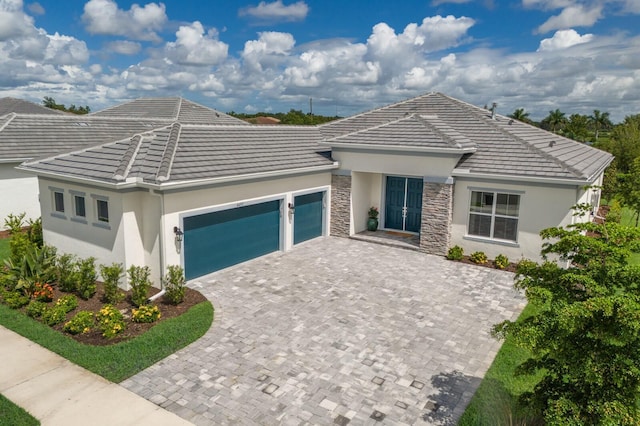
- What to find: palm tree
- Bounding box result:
[508,108,531,123]
[589,109,613,142]
[544,109,567,133]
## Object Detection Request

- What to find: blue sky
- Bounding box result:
[1,0,639,121]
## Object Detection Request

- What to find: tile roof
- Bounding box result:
[20,124,335,185]
[320,92,613,181]
[0,98,65,116]
[90,97,246,125]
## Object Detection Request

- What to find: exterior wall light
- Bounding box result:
[173,226,184,243]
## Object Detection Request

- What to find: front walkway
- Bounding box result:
[122,237,525,425]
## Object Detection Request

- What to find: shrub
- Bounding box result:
[132,304,161,323]
[41,306,67,326]
[56,253,78,293]
[494,254,510,270]
[128,265,152,307]
[26,217,43,248]
[470,251,488,264]
[33,282,54,302]
[1,290,29,309]
[606,199,622,223]
[4,244,57,296]
[96,304,126,338]
[54,294,78,313]
[64,311,95,335]
[163,265,186,305]
[100,263,124,304]
[25,300,48,318]
[446,245,464,261]
[75,257,97,300]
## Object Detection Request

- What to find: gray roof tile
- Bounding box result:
[0,98,66,116]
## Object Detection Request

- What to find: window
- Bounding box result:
[96,199,109,223]
[74,195,86,217]
[53,191,65,213]
[468,191,520,242]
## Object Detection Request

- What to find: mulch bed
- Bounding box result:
[454,256,518,273]
[19,282,207,346]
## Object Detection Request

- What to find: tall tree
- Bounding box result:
[493,210,640,424]
[543,109,567,133]
[589,109,613,142]
[564,113,590,142]
[617,156,640,226]
[509,108,531,123]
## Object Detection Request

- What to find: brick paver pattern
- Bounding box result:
[122,237,525,425]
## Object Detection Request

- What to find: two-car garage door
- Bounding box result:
[183,192,324,280]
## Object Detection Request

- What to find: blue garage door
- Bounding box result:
[293,192,324,244]
[183,200,281,280]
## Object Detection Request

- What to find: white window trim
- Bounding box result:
[49,186,66,219]
[465,189,521,244]
[70,190,87,224]
[91,194,111,230]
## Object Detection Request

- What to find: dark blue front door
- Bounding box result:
[384,176,423,233]
[183,200,281,280]
[293,192,324,244]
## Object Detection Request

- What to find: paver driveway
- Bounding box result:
[122,237,525,425]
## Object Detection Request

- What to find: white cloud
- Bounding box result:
[106,40,142,55]
[82,0,167,42]
[242,31,295,72]
[538,29,594,51]
[26,2,43,15]
[239,0,308,22]
[0,0,35,40]
[44,33,89,65]
[164,21,228,66]
[537,4,603,33]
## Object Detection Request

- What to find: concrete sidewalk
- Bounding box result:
[0,326,192,426]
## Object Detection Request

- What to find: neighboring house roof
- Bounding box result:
[90,97,246,125]
[19,124,336,187]
[320,92,613,182]
[0,97,65,116]
[254,116,281,125]
[0,114,169,162]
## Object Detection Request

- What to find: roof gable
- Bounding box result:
[0,98,66,116]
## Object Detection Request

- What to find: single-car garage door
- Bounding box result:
[183,200,281,280]
[293,192,324,245]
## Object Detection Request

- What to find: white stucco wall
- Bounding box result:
[0,163,41,225]
[350,172,383,233]
[333,149,461,177]
[450,176,603,262]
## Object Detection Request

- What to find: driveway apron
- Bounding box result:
[122,237,525,425]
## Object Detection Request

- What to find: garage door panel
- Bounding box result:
[293,192,323,245]
[184,200,281,280]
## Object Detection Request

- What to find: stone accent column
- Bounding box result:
[330,173,351,237]
[419,178,454,256]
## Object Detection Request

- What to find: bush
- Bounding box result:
[56,253,78,293]
[1,290,29,309]
[41,306,67,326]
[132,304,161,323]
[446,245,464,261]
[25,300,48,318]
[494,254,509,270]
[128,265,152,307]
[606,199,622,223]
[64,311,95,335]
[54,294,78,313]
[75,257,97,300]
[470,251,488,264]
[26,217,43,248]
[163,265,186,305]
[100,263,124,304]
[97,304,126,338]
[4,244,57,296]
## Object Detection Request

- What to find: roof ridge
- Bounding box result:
[443,95,586,178]
[113,135,144,181]
[175,98,184,120]
[417,114,475,150]
[0,113,16,132]
[156,122,182,182]
[325,113,416,141]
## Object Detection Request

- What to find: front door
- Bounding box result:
[384,176,423,233]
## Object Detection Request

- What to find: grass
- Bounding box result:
[618,206,640,265]
[0,300,213,383]
[459,304,544,425]
[0,394,39,425]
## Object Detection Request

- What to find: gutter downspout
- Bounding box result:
[147,189,166,303]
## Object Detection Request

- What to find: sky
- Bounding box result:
[0,0,639,121]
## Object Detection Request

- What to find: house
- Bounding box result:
[17,92,612,286]
[0,98,244,222]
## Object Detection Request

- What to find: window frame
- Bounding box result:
[49,187,66,219]
[96,199,109,223]
[91,194,111,229]
[69,190,87,223]
[467,189,521,243]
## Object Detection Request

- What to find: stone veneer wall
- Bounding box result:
[330,174,351,237]
[419,181,453,256]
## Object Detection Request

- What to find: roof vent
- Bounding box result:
[490,102,497,120]
[549,140,556,147]
[508,119,514,125]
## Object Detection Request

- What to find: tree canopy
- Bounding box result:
[42,97,90,115]
[493,209,640,424]
[227,109,339,125]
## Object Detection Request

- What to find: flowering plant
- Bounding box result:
[33,282,54,302]
[368,206,379,219]
[132,304,161,323]
[97,304,126,338]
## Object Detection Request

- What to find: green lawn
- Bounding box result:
[458,304,544,425]
[0,301,213,383]
[0,393,39,425]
